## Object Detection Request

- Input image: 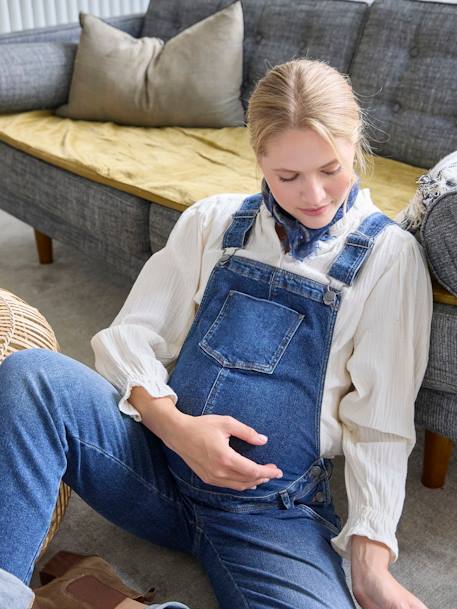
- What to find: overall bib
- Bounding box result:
[164,193,393,522]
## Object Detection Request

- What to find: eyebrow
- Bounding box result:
[273,159,340,172]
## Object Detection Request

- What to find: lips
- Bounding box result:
[298,203,330,216]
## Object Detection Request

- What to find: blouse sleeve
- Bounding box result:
[330,236,433,565]
[90,200,205,422]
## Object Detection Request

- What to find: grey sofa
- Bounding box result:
[0,0,456,486]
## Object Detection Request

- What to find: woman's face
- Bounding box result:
[257,128,356,229]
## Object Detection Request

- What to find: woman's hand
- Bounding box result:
[351,536,429,609]
[164,412,284,490]
[129,388,283,490]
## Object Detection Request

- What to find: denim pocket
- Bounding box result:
[296,503,342,535]
[199,290,304,373]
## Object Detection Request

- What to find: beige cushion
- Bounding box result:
[56,1,245,127]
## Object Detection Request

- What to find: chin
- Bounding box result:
[298,208,338,229]
[302,219,332,229]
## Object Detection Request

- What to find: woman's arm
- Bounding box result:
[90,199,206,422]
[332,235,433,608]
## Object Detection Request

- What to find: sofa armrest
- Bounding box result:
[0,42,77,112]
[0,13,145,113]
[420,191,457,298]
[0,13,144,44]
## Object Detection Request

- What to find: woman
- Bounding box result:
[0,59,432,609]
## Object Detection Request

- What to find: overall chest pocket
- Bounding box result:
[199,290,304,373]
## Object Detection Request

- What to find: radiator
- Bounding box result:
[0,0,149,33]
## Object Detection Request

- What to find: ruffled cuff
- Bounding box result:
[118,378,178,423]
[330,505,399,565]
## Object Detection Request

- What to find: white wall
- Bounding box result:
[0,0,149,33]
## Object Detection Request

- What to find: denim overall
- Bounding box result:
[164,193,394,518]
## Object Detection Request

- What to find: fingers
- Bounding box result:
[226,416,271,446]
[196,416,283,489]
[197,451,282,489]
[214,476,272,491]
[204,455,280,488]
[227,450,283,481]
[223,416,283,476]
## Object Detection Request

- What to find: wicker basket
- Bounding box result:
[0,288,71,560]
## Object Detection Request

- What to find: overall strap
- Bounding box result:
[222,193,264,250]
[328,212,395,286]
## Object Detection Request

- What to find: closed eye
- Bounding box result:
[278,174,299,182]
[278,167,342,182]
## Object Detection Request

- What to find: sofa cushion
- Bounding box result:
[56,4,244,128]
[349,0,457,168]
[141,0,369,111]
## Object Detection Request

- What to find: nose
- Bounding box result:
[299,175,327,207]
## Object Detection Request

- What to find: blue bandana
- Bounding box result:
[261,176,360,261]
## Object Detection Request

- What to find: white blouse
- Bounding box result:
[90,188,433,565]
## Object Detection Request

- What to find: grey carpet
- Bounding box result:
[0,208,456,609]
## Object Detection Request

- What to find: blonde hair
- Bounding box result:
[246,58,374,213]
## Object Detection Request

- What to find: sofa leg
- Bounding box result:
[421,430,454,488]
[34,229,53,264]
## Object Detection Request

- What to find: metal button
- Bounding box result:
[310,465,322,478]
[313,491,325,503]
[410,46,419,57]
[323,289,336,305]
[393,102,401,113]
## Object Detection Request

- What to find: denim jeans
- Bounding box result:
[0,348,356,608]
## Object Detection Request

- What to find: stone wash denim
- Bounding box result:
[0,193,393,609]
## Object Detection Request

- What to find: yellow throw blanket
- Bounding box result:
[0,110,423,215]
[0,109,452,304]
